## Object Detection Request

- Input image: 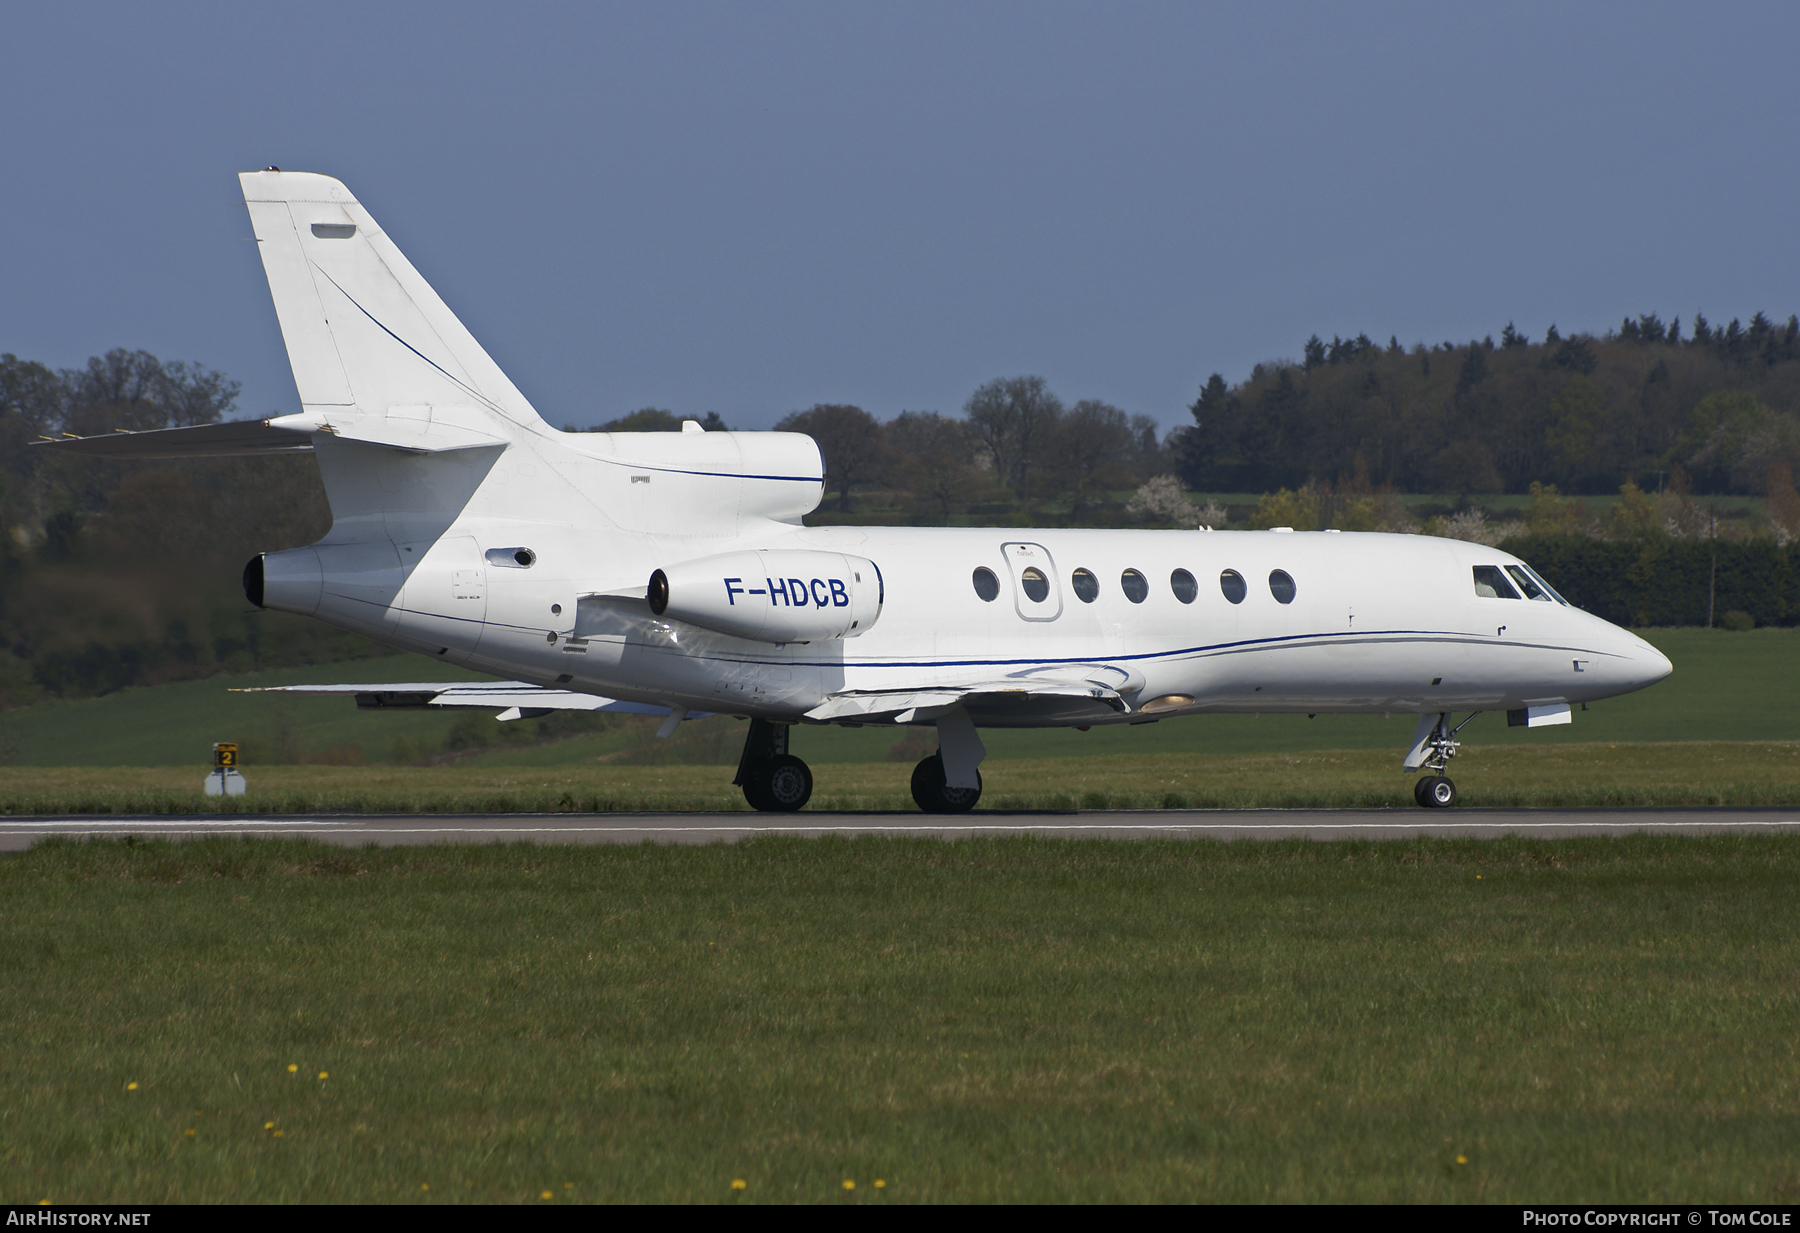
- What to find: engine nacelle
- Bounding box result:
[648,550,883,643]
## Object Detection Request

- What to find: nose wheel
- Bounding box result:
[1414,776,1457,808]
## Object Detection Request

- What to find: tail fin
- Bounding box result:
[239,170,546,434]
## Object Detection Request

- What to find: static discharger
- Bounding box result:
[205,742,247,797]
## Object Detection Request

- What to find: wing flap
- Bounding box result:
[232,681,695,717]
[805,678,1128,723]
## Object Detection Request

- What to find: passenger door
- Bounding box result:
[1000,541,1063,622]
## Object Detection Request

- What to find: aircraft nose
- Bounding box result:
[1620,630,1673,689]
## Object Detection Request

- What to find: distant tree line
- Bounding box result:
[575,379,1170,522]
[0,350,365,710]
[1172,312,1800,498]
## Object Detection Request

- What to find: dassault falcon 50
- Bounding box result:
[45,171,1673,811]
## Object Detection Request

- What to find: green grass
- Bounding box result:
[2,627,1795,771]
[4,835,1797,1203]
[1,742,1796,814]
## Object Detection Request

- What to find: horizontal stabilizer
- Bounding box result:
[36,418,315,459]
[233,681,705,719]
[38,412,506,459]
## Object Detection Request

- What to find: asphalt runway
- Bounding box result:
[2,808,1798,849]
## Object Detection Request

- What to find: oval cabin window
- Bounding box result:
[1269,570,1297,604]
[1170,569,1197,604]
[972,567,1000,602]
[1020,566,1049,603]
[1219,569,1247,604]
[1071,568,1099,603]
[1121,569,1148,604]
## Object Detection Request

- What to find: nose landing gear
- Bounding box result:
[1403,711,1480,809]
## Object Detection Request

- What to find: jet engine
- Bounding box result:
[648,549,883,643]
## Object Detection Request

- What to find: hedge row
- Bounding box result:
[1505,534,1800,628]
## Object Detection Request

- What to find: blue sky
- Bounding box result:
[3,2,1796,432]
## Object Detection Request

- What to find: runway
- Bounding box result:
[2,808,1798,849]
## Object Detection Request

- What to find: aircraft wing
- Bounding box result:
[233,681,703,722]
[804,677,1131,724]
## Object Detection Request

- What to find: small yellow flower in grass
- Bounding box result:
[420,1184,429,1192]
[874,1179,886,1189]
[287,1064,298,1073]
[273,1130,284,1138]
[126,1082,138,1091]
[731,1179,747,1191]
[540,1190,554,1201]
[842,1180,855,1191]
[265,1122,275,1130]
[1456,1155,1468,1165]
[184,1129,196,1138]
[318,1071,329,1080]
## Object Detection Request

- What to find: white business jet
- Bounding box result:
[45,171,1673,812]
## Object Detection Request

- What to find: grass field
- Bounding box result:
[5,835,1797,1203]
[2,742,1798,814]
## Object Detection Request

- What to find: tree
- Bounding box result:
[1125,475,1194,525]
[1248,487,1319,531]
[1456,344,1489,393]
[1173,373,1233,489]
[963,376,1063,500]
[885,411,980,523]
[774,404,888,512]
[1044,400,1136,514]
[60,349,239,435]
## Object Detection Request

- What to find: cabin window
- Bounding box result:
[1472,565,1520,599]
[1121,569,1148,603]
[1219,569,1247,604]
[1269,570,1297,604]
[1071,568,1099,603]
[1505,565,1553,602]
[972,567,1000,602]
[1170,569,1198,604]
[1020,566,1050,603]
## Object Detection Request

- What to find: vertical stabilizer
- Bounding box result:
[239,170,546,434]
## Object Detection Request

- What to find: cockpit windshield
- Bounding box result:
[1505,565,1553,602]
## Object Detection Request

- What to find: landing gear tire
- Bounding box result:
[743,754,813,812]
[910,753,982,814]
[1416,776,1457,809]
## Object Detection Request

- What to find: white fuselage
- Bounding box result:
[270,430,1671,730]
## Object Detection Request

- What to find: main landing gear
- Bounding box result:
[910,753,982,813]
[735,710,990,814]
[1404,711,1480,809]
[735,718,813,812]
